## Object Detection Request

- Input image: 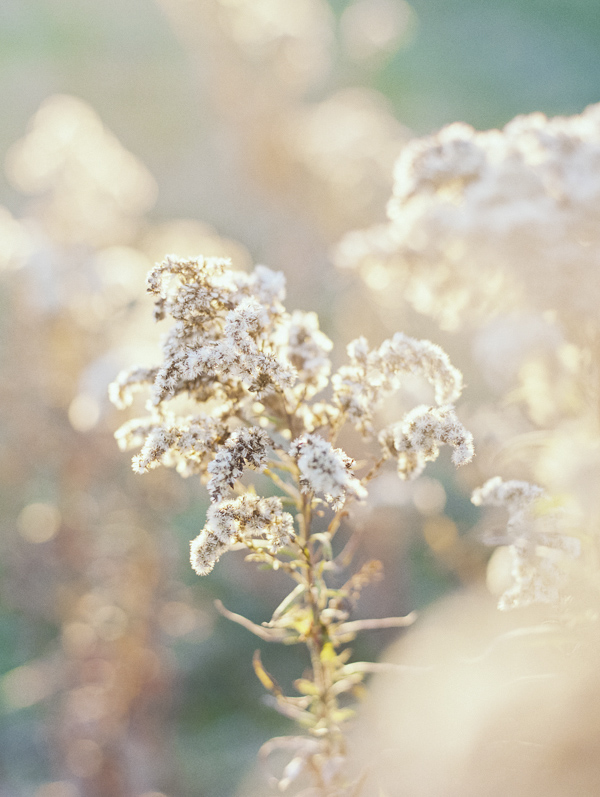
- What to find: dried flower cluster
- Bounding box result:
[336,103,600,330]
[331,332,463,435]
[290,433,368,508]
[380,404,474,480]
[111,253,473,793]
[334,102,599,623]
[472,477,581,610]
[191,494,294,575]
[111,257,474,549]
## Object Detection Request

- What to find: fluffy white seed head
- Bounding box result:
[332,333,463,434]
[472,477,581,610]
[207,426,272,501]
[190,494,295,575]
[379,404,474,479]
[290,433,367,508]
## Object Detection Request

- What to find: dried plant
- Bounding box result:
[111,253,474,793]
[7,21,598,794]
[334,103,600,620]
[471,477,581,610]
[335,103,600,332]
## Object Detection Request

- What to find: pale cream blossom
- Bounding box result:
[337,103,600,330]
[190,494,294,575]
[276,309,333,398]
[207,426,272,501]
[290,433,367,508]
[379,404,474,479]
[128,255,297,406]
[113,254,472,577]
[472,477,581,610]
[115,415,228,476]
[108,366,158,410]
[332,332,463,434]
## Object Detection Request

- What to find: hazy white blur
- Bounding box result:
[1,1,600,796]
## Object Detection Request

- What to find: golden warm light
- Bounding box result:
[2,3,600,796]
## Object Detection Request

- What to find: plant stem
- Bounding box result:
[298,491,345,780]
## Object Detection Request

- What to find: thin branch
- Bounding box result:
[268,582,306,625]
[337,614,417,635]
[263,694,317,723]
[329,528,363,572]
[253,649,284,695]
[264,466,300,501]
[214,599,287,642]
[342,661,434,675]
[359,456,386,485]
[242,538,301,578]
[259,735,321,759]
[460,623,564,664]
[327,508,348,541]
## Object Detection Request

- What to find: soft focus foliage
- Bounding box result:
[337,104,600,329]
[347,589,600,797]
[2,2,600,796]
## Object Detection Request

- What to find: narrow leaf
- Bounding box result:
[270,582,306,625]
[294,678,321,697]
[214,599,286,642]
[253,650,282,695]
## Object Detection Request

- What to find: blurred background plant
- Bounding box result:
[1,1,600,796]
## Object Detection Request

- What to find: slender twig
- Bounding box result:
[360,456,386,485]
[330,529,363,571]
[214,600,288,642]
[342,661,435,675]
[461,623,563,664]
[337,614,417,636]
[264,466,300,500]
[327,508,348,541]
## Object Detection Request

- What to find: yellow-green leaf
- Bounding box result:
[320,642,337,663]
[252,650,280,694]
[332,707,355,723]
[294,678,321,696]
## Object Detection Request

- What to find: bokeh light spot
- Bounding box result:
[17,502,61,543]
[68,394,101,432]
[1,661,53,710]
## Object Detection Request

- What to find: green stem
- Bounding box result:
[264,466,300,501]
[299,492,344,768]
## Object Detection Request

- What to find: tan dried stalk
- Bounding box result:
[111,253,474,794]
